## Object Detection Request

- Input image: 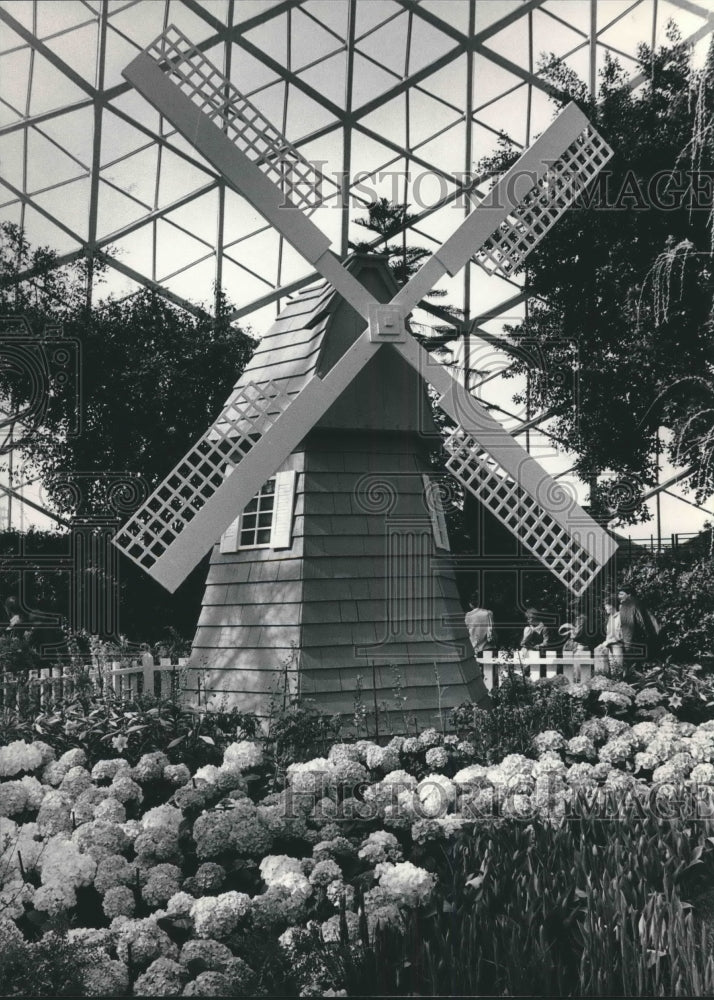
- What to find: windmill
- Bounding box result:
[112,27,617,721]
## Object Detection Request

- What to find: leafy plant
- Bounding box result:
[450,673,585,762]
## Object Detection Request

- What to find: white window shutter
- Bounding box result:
[220,515,240,553]
[219,466,239,553]
[270,470,297,549]
[422,474,450,551]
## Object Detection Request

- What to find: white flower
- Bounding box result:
[142,863,183,907]
[634,752,658,773]
[132,957,186,997]
[34,881,77,915]
[418,729,442,748]
[0,781,29,818]
[532,753,566,781]
[0,740,43,777]
[321,912,360,943]
[411,815,466,843]
[223,740,264,772]
[635,688,663,707]
[94,854,137,894]
[103,885,136,919]
[259,854,304,888]
[40,835,97,889]
[309,859,342,887]
[533,731,566,754]
[453,764,489,789]
[598,738,633,767]
[599,691,632,711]
[133,752,170,784]
[286,759,331,796]
[425,747,449,770]
[190,891,251,939]
[358,830,402,865]
[376,860,436,907]
[163,763,191,787]
[91,759,130,783]
[416,774,456,817]
[36,790,73,835]
[565,736,597,760]
[113,917,179,969]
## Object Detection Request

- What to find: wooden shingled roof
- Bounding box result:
[222,254,403,409]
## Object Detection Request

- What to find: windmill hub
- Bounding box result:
[368,303,407,343]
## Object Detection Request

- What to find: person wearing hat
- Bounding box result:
[519,607,559,651]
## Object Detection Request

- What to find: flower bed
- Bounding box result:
[3,675,714,996]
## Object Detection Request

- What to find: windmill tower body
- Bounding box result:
[191,258,489,722]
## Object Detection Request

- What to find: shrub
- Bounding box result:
[450,674,585,762]
[0,930,91,997]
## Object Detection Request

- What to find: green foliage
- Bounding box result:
[622,544,714,658]
[267,702,343,768]
[0,692,258,770]
[488,31,714,519]
[450,673,585,761]
[0,222,255,519]
[0,930,91,997]
[337,812,714,996]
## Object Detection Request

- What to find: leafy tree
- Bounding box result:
[0,222,255,518]
[487,28,714,523]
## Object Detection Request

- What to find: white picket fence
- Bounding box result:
[478,649,597,691]
[0,654,190,710]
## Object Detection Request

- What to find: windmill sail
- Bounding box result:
[114,26,616,595]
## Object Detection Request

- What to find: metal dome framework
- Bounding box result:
[2,0,713,323]
[1,0,714,536]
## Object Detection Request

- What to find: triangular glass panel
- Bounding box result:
[43,20,99,87]
[29,51,90,116]
[96,178,148,240]
[157,145,216,204]
[473,55,525,111]
[410,121,466,180]
[106,1,168,52]
[407,10,460,74]
[351,52,400,111]
[359,96,408,151]
[26,129,88,194]
[291,7,343,69]
[354,0,402,39]
[285,87,339,142]
[245,81,288,135]
[408,88,461,149]
[155,217,214,278]
[230,46,280,95]
[532,6,588,56]
[101,145,159,211]
[598,3,658,61]
[474,0,524,35]
[481,17,531,68]
[32,176,90,243]
[1,1,34,32]
[302,0,348,40]
[243,10,289,65]
[355,10,408,74]
[475,89,529,147]
[101,107,154,168]
[421,0,471,35]
[110,225,156,281]
[296,50,347,109]
[0,129,25,192]
[36,0,94,37]
[108,85,161,134]
[40,105,96,166]
[18,203,82,255]
[164,187,220,248]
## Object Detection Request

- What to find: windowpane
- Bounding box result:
[237,476,277,549]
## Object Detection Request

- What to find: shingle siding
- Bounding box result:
[187,258,489,727]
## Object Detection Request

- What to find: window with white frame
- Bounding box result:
[220,470,297,553]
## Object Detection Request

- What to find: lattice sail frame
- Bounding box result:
[474,125,612,278]
[113,29,617,594]
[444,427,606,596]
[114,379,292,571]
[146,26,323,211]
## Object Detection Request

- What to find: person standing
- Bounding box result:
[617,584,660,667]
[464,589,496,654]
[594,596,624,674]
